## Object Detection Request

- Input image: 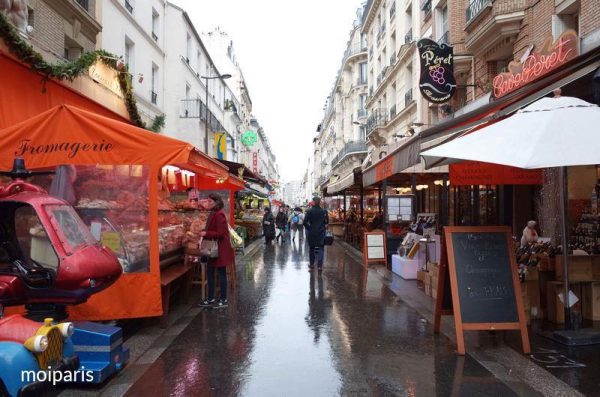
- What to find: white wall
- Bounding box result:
[100,0,166,125]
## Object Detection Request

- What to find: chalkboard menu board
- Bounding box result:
[451,232,518,323]
[439,226,530,355]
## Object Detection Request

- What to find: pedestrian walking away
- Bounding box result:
[304,196,329,273]
[262,207,276,245]
[197,193,234,309]
[275,206,288,244]
[290,206,305,242]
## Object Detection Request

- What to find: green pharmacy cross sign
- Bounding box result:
[241,130,258,147]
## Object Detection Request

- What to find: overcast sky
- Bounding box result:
[172,0,364,182]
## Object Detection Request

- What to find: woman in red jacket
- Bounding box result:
[198,193,234,308]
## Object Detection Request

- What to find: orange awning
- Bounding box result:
[0,104,228,176]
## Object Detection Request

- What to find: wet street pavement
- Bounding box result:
[123,240,524,397]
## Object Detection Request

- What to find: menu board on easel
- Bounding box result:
[363,232,387,267]
[437,226,530,355]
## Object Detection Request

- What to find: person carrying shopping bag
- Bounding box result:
[197,193,233,308]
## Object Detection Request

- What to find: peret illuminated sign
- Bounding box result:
[492,30,579,99]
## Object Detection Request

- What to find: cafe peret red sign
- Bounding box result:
[492,30,578,99]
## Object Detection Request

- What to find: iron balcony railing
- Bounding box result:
[466,0,493,24]
[151,91,158,105]
[405,28,413,44]
[405,88,413,107]
[343,44,368,64]
[438,30,450,45]
[389,104,397,120]
[376,66,389,86]
[331,141,368,168]
[125,0,133,14]
[366,109,388,135]
[76,0,89,11]
[180,99,225,133]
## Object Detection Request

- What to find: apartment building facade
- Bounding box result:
[313,8,370,194]
[5,0,129,118]
[98,0,166,126]
[362,0,422,160]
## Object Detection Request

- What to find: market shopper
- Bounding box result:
[304,196,329,273]
[198,193,233,309]
[275,206,288,243]
[290,207,304,242]
[262,207,276,245]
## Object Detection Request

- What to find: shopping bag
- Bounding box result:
[198,237,219,258]
[228,224,244,248]
[324,231,334,246]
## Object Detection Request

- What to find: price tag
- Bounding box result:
[101,232,121,253]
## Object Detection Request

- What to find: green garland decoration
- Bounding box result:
[0,12,164,131]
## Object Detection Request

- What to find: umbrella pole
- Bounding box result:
[559,166,571,329]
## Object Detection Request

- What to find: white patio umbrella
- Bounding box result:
[422,93,600,333]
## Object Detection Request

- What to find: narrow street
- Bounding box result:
[124,241,518,397]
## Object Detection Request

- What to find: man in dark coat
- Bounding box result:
[304,196,329,273]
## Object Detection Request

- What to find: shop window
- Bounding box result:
[63,165,151,273]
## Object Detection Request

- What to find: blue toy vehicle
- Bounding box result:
[71,321,130,383]
[0,316,79,397]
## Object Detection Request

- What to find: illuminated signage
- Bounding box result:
[492,30,578,99]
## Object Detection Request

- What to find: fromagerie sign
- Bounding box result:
[492,30,578,99]
[15,139,114,159]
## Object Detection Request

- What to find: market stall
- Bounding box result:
[1,104,236,320]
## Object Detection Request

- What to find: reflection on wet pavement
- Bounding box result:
[126,242,518,396]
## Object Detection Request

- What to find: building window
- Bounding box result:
[437,4,449,43]
[124,36,135,73]
[422,0,432,20]
[27,7,34,28]
[125,0,133,14]
[196,50,201,75]
[359,62,368,84]
[76,0,89,12]
[186,33,191,63]
[359,94,367,113]
[151,64,158,105]
[64,36,82,61]
[152,8,159,41]
[360,32,367,50]
[185,83,191,99]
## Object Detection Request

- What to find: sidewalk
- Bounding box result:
[336,239,586,397]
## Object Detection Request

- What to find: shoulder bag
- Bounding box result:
[199,212,219,258]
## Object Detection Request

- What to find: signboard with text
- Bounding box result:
[418,38,457,103]
[252,152,258,173]
[492,30,578,99]
[375,156,395,183]
[450,162,543,186]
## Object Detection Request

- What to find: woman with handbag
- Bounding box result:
[198,193,234,309]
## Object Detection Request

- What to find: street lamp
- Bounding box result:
[200,72,232,153]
